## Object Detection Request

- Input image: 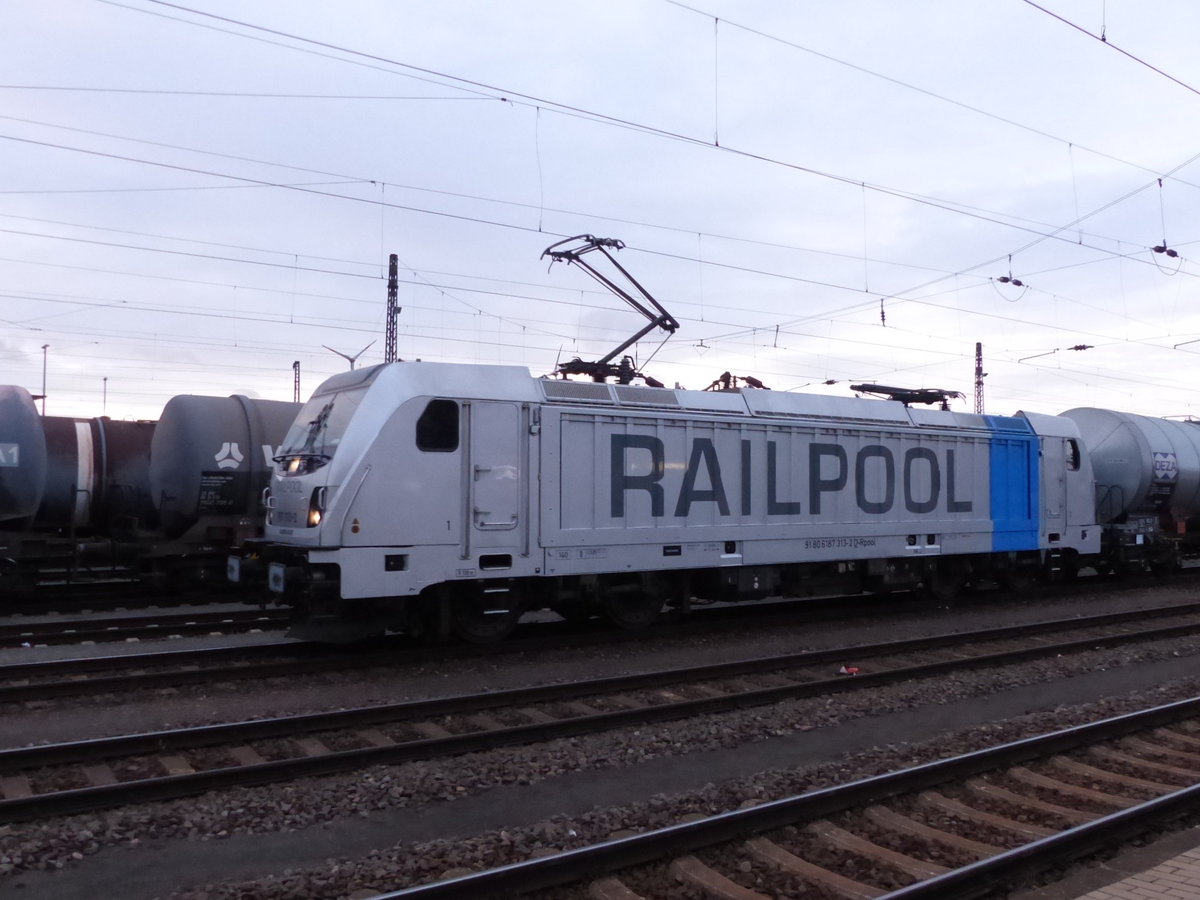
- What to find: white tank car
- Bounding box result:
[1060,407,1200,522]
[238,361,1102,642]
[1060,407,1200,573]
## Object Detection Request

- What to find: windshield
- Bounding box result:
[274,388,366,474]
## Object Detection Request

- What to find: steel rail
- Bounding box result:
[8,600,1200,762]
[0,627,600,704]
[2,609,1199,823]
[10,607,1200,756]
[0,590,900,682]
[371,696,1200,898]
[879,786,1200,898]
[0,640,313,680]
[2,598,1198,704]
[0,609,289,647]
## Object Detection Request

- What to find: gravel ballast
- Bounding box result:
[3,585,1199,898]
[1,648,1196,897]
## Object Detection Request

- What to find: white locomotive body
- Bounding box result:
[239,360,1104,641]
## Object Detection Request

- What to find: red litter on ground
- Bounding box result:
[838,665,860,676]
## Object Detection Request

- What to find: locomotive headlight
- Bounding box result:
[307,486,327,528]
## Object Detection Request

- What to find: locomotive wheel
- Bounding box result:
[1058,557,1080,582]
[927,559,968,603]
[551,604,594,626]
[600,586,662,630]
[450,587,521,643]
[998,564,1035,593]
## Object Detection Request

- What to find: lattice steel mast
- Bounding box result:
[384,253,400,364]
[974,342,986,414]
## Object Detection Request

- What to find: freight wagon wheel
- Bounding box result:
[450,586,521,643]
[0,562,34,601]
[1150,558,1181,576]
[600,584,662,630]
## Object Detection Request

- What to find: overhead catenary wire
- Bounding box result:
[0,31,1190,362]
[1019,0,1200,100]
[2,7,1194,323]
[7,1,1200,420]
[9,127,1190,355]
[93,0,1200,259]
[662,0,1200,190]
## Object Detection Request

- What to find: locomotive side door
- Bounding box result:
[1041,434,1092,535]
[1019,410,1099,556]
[1039,436,1066,533]
[465,400,526,560]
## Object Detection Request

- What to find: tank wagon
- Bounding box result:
[1061,407,1200,571]
[236,361,1106,642]
[0,387,47,530]
[0,388,157,589]
[0,390,300,596]
[144,393,302,584]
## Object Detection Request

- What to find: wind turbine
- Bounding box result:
[323,341,375,370]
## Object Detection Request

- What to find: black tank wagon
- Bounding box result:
[0,388,300,599]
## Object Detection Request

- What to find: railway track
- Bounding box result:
[4,583,245,616]
[0,593,990,704]
[0,607,289,647]
[7,587,1200,705]
[0,586,915,653]
[370,696,1200,899]
[6,564,1195,640]
[2,601,1199,824]
[0,640,355,703]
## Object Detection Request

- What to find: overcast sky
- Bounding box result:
[3,0,1200,422]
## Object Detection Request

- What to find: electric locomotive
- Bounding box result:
[238,361,1101,642]
[232,235,1200,643]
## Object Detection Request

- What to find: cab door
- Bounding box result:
[1043,435,1096,536]
[1040,436,1066,533]
[467,401,524,556]
[1062,436,1098,532]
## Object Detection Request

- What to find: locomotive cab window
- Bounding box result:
[1066,438,1080,471]
[416,399,459,452]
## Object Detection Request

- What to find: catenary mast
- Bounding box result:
[384,254,399,364]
